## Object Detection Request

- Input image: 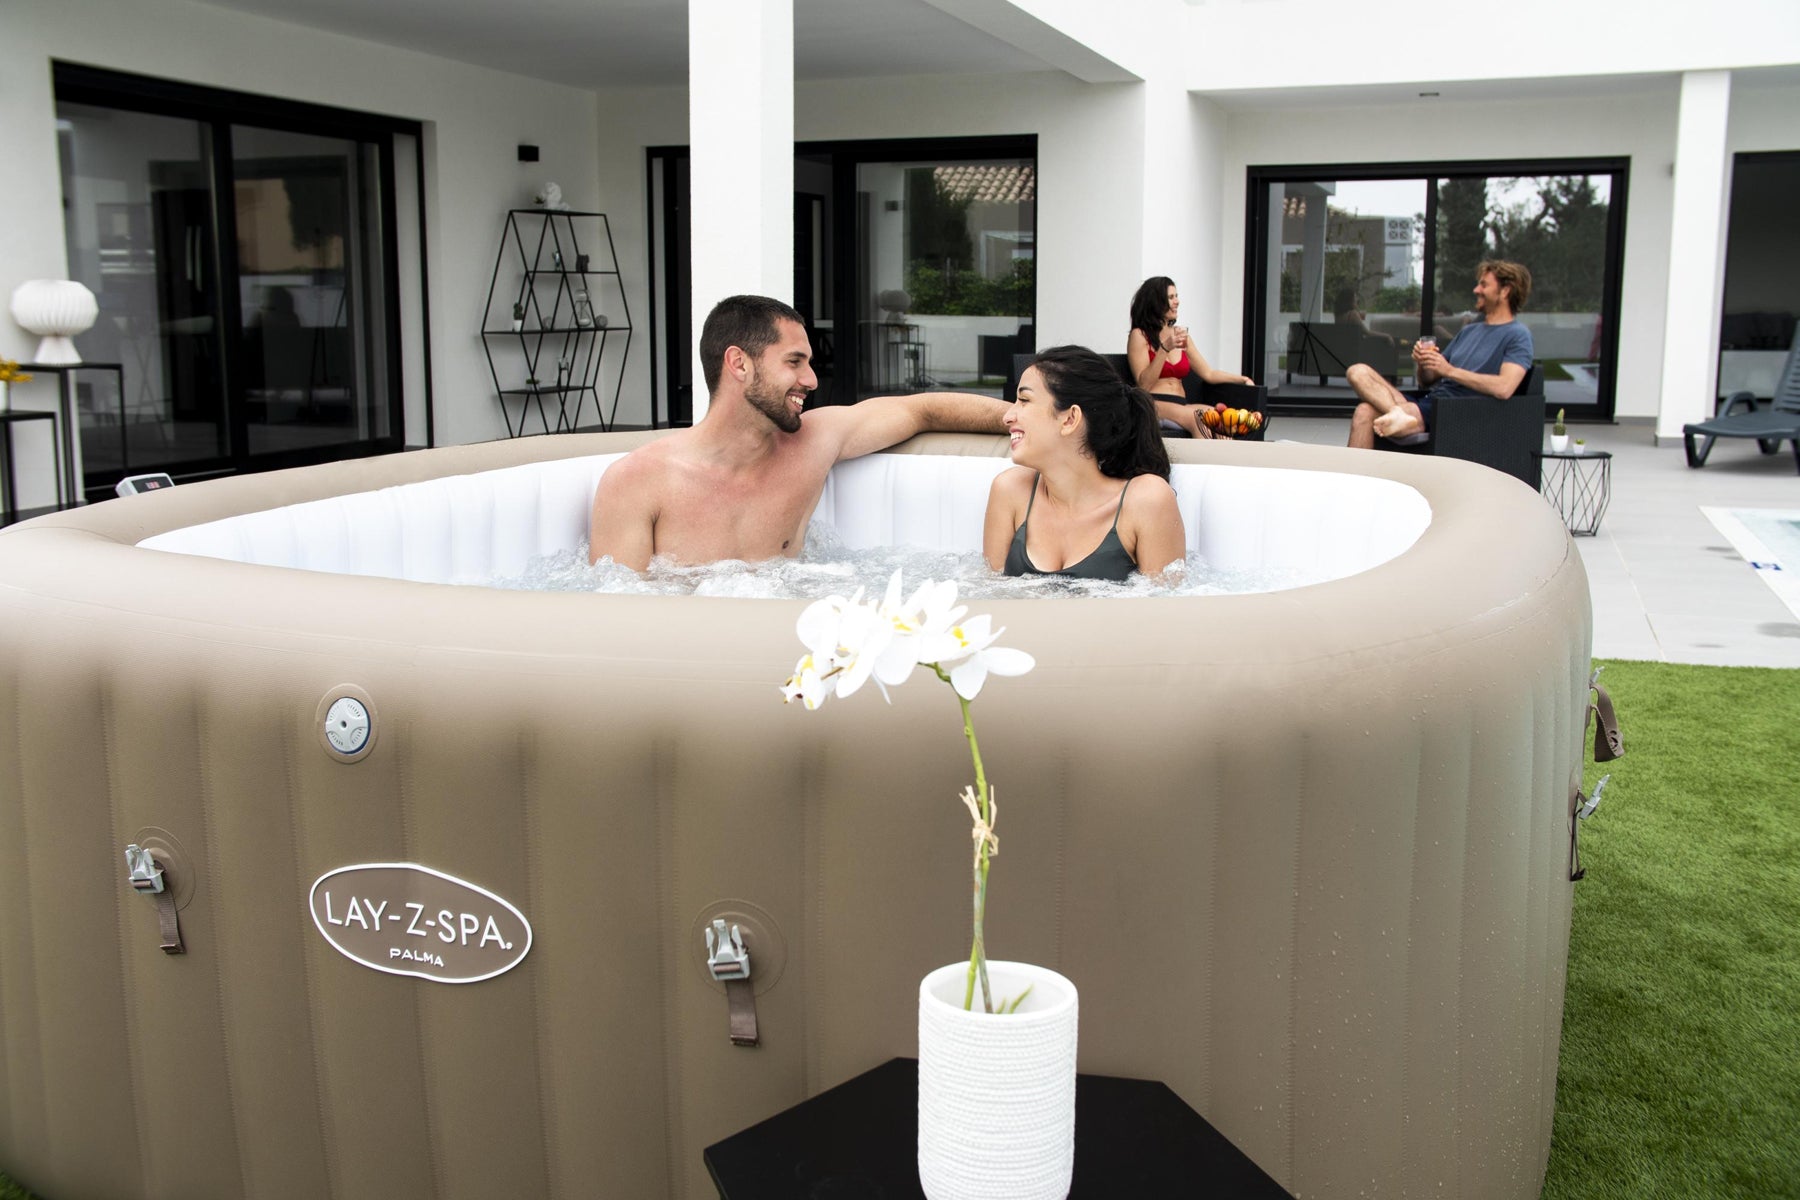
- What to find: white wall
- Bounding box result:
[1218,85,1684,418]
[1186,95,1232,366]
[594,86,685,430]
[1729,81,1800,150]
[2,0,602,508]
[1185,0,1800,92]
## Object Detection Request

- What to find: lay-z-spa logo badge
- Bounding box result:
[309,864,532,984]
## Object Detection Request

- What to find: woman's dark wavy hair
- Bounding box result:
[1128,276,1176,345]
[1029,345,1170,481]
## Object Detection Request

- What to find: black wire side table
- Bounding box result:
[1538,450,1612,536]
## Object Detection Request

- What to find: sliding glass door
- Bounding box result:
[232,126,392,456]
[54,64,411,496]
[645,136,1036,426]
[845,148,1035,403]
[1247,160,1628,420]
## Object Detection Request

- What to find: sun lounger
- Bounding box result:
[1683,333,1800,473]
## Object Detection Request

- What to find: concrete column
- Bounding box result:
[1656,69,1733,441]
[1137,72,1187,280]
[688,0,793,418]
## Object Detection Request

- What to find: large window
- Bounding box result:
[54,63,418,495]
[1245,160,1628,420]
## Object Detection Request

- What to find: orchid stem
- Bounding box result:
[936,667,993,1014]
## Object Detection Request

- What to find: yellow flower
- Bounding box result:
[0,359,32,385]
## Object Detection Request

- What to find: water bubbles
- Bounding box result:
[490,521,1329,600]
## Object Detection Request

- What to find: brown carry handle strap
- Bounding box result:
[725,979,760,1047]
[1584,668,1624,762]
[1590,682,1624,762]
[705,919,759,1047]
[125,844,185,954]
[153,890,185,954]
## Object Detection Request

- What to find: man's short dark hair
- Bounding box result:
[698,295,806,394]
[1477,260,1532,313]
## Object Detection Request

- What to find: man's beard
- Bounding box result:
[746,367,805,433]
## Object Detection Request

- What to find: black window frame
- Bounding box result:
[52,61,428,492]
[1243,157,1629,421]
[804,134,1038,406]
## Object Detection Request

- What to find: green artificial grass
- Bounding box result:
[1542,660,1800,1198]
[2,660,1795,1199]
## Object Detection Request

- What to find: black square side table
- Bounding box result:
[704,1057,1294,1199]
[1538,449,1612,536]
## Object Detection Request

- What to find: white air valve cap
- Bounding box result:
[324,696,370,755]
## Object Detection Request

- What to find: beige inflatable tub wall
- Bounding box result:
[0,432,1590,1199]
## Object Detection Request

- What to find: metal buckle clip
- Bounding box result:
[1576,774,1609,821]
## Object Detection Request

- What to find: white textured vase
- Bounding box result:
[918,961,1078,1200]
[1550,433,1569,453]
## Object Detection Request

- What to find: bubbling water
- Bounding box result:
[492,520,1326,599]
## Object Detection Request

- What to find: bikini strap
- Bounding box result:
[1024,473,1042,520]
[1110,478,1132,531]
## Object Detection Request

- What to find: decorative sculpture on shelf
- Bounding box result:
[533,182,570,211]
[877,288,911,324]
[11,280,99,365]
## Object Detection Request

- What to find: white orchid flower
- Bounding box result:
[869,571,962,687]
[786,586,900,702]
[937,613,1037,700]
[780,651,829,709]
[795,590,857,663]
[828,596,894,700]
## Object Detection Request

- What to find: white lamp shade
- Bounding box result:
[11,280,100,365]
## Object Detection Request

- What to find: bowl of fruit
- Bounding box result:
[1198,403,1266,439]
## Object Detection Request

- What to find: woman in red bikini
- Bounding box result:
[1126,275,1255,439]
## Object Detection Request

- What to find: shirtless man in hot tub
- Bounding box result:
[589,294,1008,570]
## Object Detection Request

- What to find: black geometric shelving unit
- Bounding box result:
[480,209,633,437]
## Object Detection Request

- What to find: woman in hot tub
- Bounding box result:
[984,345,1187,581]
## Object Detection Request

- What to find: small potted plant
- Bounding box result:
[510,302,525,333]
[1573,437,1587,455]
[1550,408,1568,453]
[0,358,32,414]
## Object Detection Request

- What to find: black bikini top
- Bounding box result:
[1002,475,1137,582]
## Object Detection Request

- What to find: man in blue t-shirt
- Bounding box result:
[1346,260,1535,448]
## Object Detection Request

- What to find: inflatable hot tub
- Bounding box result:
[0,431,1590,1199]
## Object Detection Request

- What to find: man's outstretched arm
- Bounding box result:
[815,391,1009,462]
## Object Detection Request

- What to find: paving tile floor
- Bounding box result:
[1271,416,1800,668]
